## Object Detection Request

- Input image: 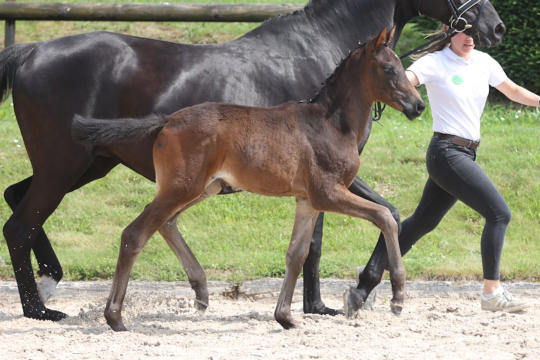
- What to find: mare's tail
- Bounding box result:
[72,114,169,145]
[0,43,36,102]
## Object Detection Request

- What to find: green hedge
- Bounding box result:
[487,0,540,94]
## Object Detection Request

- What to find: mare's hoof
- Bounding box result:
[37,275,59,304]
[390,301,403,315]
[354,266,379,311]
[304,302,343,316]
[194,298,208,312]
[343,287,364,319]
[25,307,67,322]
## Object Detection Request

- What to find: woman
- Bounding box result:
[399,28,540,312]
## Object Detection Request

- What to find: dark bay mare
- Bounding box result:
[73,28,425,330]
[0,0,505,321]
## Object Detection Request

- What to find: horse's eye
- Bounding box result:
[383,64,396,75]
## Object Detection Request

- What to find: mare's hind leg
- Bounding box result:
[275,198,319,329]
[4,177,63,303]
[302,212,342,316]
[157,180,224,312]
[3,157,95,321]
[347,177,401,310]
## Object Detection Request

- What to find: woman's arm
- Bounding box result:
[495,79,540,107]
[406,70,420,87]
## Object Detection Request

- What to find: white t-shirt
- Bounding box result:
[408,46,507,141]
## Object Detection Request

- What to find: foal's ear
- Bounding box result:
[386,26,397,45]
[375,27,387,48]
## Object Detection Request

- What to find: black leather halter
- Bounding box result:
[447,0,488,33]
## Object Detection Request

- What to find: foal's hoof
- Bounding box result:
[194,298,208,312]
[106,318,128,332]
[25,307,68,322]
[390,301,403,316]
[105,311,128,332]
[275,312,297,330]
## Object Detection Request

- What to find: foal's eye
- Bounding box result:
[383,65,396,75]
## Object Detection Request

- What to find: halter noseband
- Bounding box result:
[446,0,488,33]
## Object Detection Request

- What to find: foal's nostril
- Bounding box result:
[416,101,426,114]
[495,23,506,35]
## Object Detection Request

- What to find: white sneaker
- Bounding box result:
[481,288,528,313]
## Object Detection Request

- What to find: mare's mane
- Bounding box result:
[244,0,366,39]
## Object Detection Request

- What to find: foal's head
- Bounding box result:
[361,28,425,120]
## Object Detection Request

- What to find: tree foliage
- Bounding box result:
[487,0,540,94]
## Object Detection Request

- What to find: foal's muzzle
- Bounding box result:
[403,99,425,120]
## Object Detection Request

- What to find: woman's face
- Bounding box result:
[450,32,475,59]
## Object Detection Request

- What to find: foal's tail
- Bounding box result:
[72,114,169,145]
[0,43,36,103]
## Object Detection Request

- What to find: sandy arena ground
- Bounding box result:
[0,279,539,359]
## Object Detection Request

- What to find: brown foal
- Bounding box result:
[73,27,424,331]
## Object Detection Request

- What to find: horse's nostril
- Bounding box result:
[416,102,426,113]
[495,23,506,35]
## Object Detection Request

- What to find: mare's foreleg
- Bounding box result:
[4,177,63,303]
[315,186,405,318]
[157,180,223,312]
[275,198,319,329]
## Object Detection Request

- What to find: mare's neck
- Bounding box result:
[240,0,415,56]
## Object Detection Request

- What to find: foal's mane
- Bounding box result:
[308,43,367,104]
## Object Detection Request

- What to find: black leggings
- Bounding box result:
[398,135,511,280]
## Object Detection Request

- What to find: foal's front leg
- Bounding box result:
[275,198,319,329]
[317,186,405,318]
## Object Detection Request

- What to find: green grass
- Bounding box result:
[0,1,539,282]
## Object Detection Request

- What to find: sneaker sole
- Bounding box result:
[482,303,529,313]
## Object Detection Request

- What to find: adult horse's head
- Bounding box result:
[362,28,425,120]
[421,0,505,47]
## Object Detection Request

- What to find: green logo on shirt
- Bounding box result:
[452,74,464,85]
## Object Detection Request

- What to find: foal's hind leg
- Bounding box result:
[275,198,319,329]
[4,177,63,303]
[157,180,223,312]
[104,194,185,331]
